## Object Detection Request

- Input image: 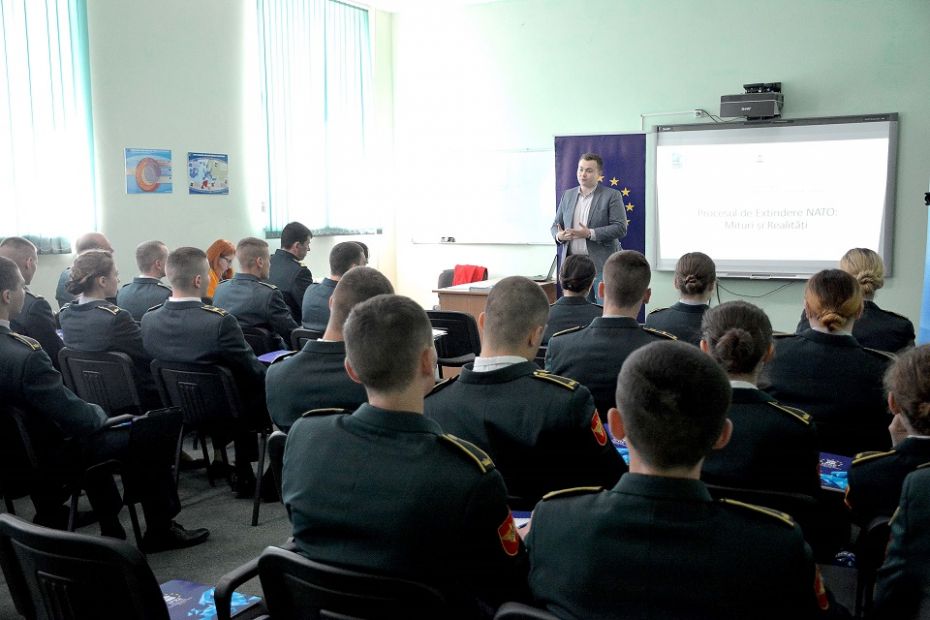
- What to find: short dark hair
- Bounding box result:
[0,255,23,293]
[617,341,732,469]
[701,301,773,375]
[236,237,269,268]
[355,241,369,259]
[281,222,312,248]
[603,250,651,307]
[67,250,115,295]
[166,247,209,289]
[330,266,394,329]
[483,276,549,348]
[329,242,366,277]
[674,252,716,296]
[0,237,37,265]
[135,240,167,272]
[344,294,432,392]
[884,345,930,435]
[579,153,603,171]
[560,255,597,293]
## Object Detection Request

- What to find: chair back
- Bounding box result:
[494,601,561,619]
[426,310,481,369]
[0,513,168,620]
[267,431,287,502]
[290,327,323,351]
[150,360,243,430]
[242,327,278,356]
[534,345,547,369]
[437,269,454,289]
[257,545,447,619]
[58,348,144,417]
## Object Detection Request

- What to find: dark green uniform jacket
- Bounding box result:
[116,276,171,322]
[541,296,601,345]
[268,248,313,323]
[846,437,930,526]
[645,301,709,347]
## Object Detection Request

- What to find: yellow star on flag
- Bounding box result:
[626,203,635,211]
[609,177,620,186]
[597,174,604,183]
[621,187,631,197]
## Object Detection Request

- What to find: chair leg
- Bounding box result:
[174,424,186,487]
[67,491,80,532]
[3,495,15,514]
[251,431,268,526]
[127,503,144,550]
[203,433,216,487]
[220,446,232,487]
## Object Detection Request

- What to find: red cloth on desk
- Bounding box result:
[452,265,488,285]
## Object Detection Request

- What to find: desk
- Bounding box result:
[434,278,557,320]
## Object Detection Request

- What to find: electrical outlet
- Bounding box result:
[694,109,706,118]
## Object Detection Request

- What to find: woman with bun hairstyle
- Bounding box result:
[796,248,914,353]
[646,251,715,346]
[541,254,602,344]
[205,239,235,300]
[700,301,820,497]
[762,269,895,456]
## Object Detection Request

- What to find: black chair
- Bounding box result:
[854,515,892,618]
[494,601,561,619]
[437,268,454,289]
[214,545,447,620]
[242,327,279,356]
[58,348,145,417]
[426,310,481,378]
[289,327,323,351]
[0,513,169,620]
[534,345,547,368]
[151,360,271,526]
[266,431,287,504]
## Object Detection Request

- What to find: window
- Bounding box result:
[257,0,376,237]
[0,0,96,252]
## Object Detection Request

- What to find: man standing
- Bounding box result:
[551,153,626,302]
[57,232,114,309]
[0,237,62,368]
[268,221,313,322]
[301,241,367,332]
[117,240,171,321]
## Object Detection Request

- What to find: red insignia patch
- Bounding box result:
[814,566,830,610]
[591,411,607,446]
[497,511,520,557]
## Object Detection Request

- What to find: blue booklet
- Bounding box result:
[160,579,261,620]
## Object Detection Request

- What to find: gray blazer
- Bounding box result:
[550,184,627,273]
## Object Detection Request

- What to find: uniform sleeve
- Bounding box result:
[112,309,151,365]
[23,349,106,437]
[873,474,925,619]
[567,387,627,487]
[21,297,63,369]
[267,288,299,341]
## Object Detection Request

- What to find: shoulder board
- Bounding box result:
[917,462,930,470]
[258,281,279,290]
[156,282,172,291]
[863,347,896,362]
[8,332,41,350]
[95,303,120,316]
[201,305,228,316]
[773,331,794,338]
[719,498,796,528]
[643,326,677,340]
[647,307,669,315]
[25,290,42,300]
[427,376,458,396]
[532,369,578,391]
[542,486,602,501]
[59,302,74,312]
[766,401,812,426]
[269,351,297,365]
[145,303,165,313]
[852,449,896,466]
[550,325,583,339]
[439,434,495,473]
[299,407,348,418]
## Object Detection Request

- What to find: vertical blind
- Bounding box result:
[0,0,95,251]
[258,0,375,236]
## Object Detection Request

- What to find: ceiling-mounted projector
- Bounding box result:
[720,82,783,119]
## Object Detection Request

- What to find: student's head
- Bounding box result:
[700,301,773,377]
[804,269,863,333]
[613,340,732,470]
[135,240,168,277]
[329,266,394,333]
[236,237,271,279]
[343,294,434,394]
[206,239,235,280]
[601,250,651,310]
[0,237,38,285]
[0,255,26,320]
[559,255,596,296]
[481,276,550,354]
[674,252,716,298]
[74,232,113,254]
[885,345,930,436]
[329,242,367,278]
[281,222,312,259]
[840,248,884,299]
[355,241,369,260]
[67,249,118,298]
[166,247,210,293]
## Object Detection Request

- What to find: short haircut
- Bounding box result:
[330,266,394,329]
[804,269,862,332]
[840,248,884,297]
[236,237,269,268]
[674,252,716,296]
[344,294,432,392]
[483,276,549,348]
[885,345,930,435]
[281,222,312,248]
[355,241,369,259]
[0,236,37,264]
[602,250,651,307]
[0,255,23,293]
[166,247,209,289]
[329,241,366,277]
[67,249,115,296]
[617,340,732,469]
[560,254,596,293]
[579,152,603,171]
[135,240,167,272]
[74,232,111,254]
[701,301,773,375]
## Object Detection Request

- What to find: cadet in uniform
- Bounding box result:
[282,294,528,615]
[55,232,114,309]
[699,301,821,497]
[212,237,297,347]
[541,254,601,345]
[646,251,716,346]
[0,236,62,368]
[795,248,914,353]
[116,240,171,321]
[300,241,367,332]
[425,276,625,507]
[267,266,390,432]
[546,250,674,418]
[761,269,894,456]
[527,341,832,619]
[846,344,930,526]
[268,221,313,323]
